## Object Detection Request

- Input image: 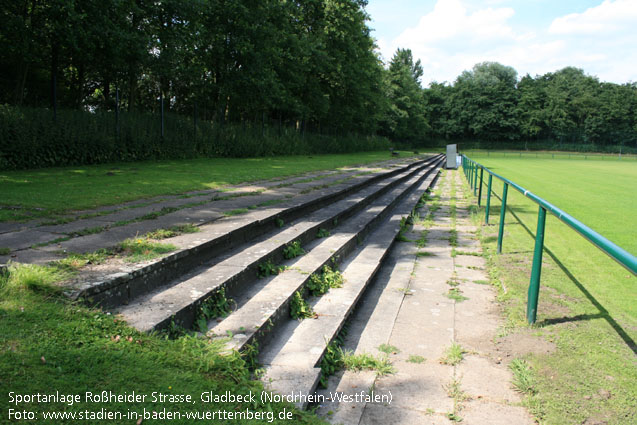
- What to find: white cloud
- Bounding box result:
[382,0,637,85]
[549,0,637,35]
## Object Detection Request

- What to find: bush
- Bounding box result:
[0,105,390,170]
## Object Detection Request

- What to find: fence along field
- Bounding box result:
[468,153,636,342]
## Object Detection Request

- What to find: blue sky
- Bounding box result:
[366,0,637,85]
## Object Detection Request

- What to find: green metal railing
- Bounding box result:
[461,155,637,324]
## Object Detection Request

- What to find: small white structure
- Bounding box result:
[446,144,458,169]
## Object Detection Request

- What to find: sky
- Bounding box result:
[365,0,637,86]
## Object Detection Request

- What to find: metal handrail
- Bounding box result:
[461,155,637,323]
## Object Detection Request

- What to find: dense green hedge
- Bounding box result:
[0,105,390,169]
[413,138,637,154]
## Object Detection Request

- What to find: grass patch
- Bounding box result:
[340,350,394,375]
[416,251,433,257]
[316,228,330,238]
[145,224,200,239]
[0,152,417,223]
[510,358,537,395]
[55,249,111,271]
[118,237,177,262]
[0,247,10,255]
[407,355,426,364]
[0,263,325,424]
[224,208,249,217]
[440,342,465,366]
[447,287,469,302]
[378,344,400,355]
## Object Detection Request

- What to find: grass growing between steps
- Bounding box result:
[0,151,419,223]
[457,166,637,425]
[0,263,327,424]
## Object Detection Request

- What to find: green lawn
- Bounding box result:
[0,151,416,222]
[461,155,637,425]
[0,264,326,424]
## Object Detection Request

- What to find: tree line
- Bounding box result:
[1,0,635,167]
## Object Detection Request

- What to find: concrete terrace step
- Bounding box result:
[259,169,441,408]
[206,159,443,353]
[114,157,443,331]
[69,155,441,307]
[0,156,430,264]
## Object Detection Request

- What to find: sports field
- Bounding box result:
[465,154,636,424]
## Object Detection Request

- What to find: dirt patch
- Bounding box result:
[493,329,557,360]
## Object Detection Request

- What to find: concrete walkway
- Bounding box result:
[319,169,534,425]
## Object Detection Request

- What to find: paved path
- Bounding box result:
[319,169,534,425]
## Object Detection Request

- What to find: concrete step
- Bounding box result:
[258,169,441,408]
[206,158,443,353]
[114,157,443,332]
[75,155,441,308]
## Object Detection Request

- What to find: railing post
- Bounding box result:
[478,167,484,206]
[497,183,508,254]
[485,174,492,224]
[527,206,547,324]
[473,164,478,196]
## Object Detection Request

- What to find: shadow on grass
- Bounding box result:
[504,201,637,356]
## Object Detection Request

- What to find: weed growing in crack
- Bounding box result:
[306,265,343,296]
[283,241,305,259]
[341,350,394,375]
[257,260,286,278]
[195,288,232,333]
[290,291,315,320]
[119,237,177,262]
[408,355,426,364]
[447,287,469,302]
[378,344,400,355]
[316,228,330,238]
[146,224,199,239]
[445,376,468,422]
[440,342,465,366]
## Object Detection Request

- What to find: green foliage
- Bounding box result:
[510,359,537,395]
[440,342,465,366]
[378,344,400,355]
[316,228,330,238]
[257,260,285,278]
[0,263,325,424]
[283,241,305,260]
[340,350,394,375]
[290,291,314,320]
[118,237,177,262]
[0,247,11,255]
[194,288,232,334]
[447,288,469,302]
[55,249,111,271]
[275,218,285,228]
[145,224,200,240]
[306,265,344,296]
[408,355,426,364]
[0,263,67,295]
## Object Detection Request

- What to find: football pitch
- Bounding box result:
[464,153,636,424]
